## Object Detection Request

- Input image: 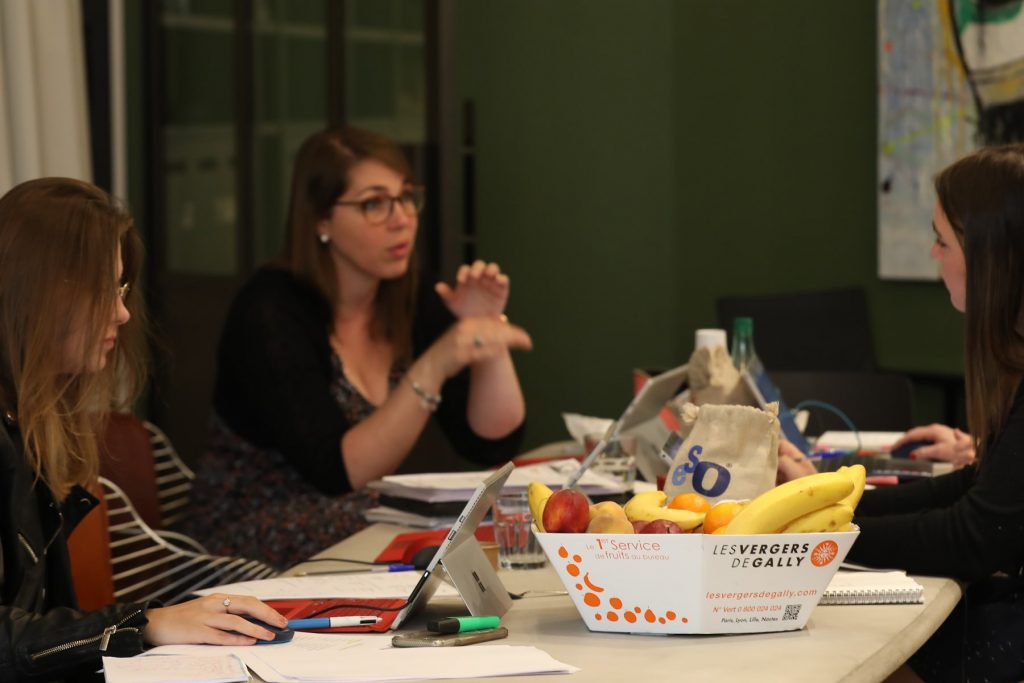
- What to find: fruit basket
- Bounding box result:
[535,528,858,634]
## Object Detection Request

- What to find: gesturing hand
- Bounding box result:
[435,260,510,319]
[428,317,533,381]
[143,593,288,647]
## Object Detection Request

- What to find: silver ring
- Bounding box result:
[473,334,484,348]
[222,597,232,610]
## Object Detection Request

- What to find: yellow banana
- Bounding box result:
[778,503,854,534]
[623,491,704,530]
[836,464,866,511]
[528,481,554,532]
[837,522,854,532]
[723,472,854,535]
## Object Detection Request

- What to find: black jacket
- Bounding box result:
[1,415,151,682]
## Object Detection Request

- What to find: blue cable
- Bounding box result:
[791,399,862,456]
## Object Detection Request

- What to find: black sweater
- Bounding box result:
[848,388,1024,581]
[211,268,524,495]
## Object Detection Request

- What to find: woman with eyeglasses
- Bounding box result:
[182,126,532,569]
[0,178,288,681]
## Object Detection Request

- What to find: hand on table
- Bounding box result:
[893,424,975,469]
[143,593,287,647]
[777,439,817,484]
[436,260,510,319]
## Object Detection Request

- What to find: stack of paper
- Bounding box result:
[142,632,579,682]
[368,459,628,504]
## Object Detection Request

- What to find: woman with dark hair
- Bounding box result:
[0,178,287,682]
[184,126,531,569]
[779,144,1024,681]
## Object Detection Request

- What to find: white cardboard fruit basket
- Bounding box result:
[535,529,859,634]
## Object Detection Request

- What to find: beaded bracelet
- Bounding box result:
[408,376,442,412]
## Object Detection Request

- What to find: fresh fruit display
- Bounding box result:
[541,488,591,533]
[723,469,862,535]
[527,463,865,536]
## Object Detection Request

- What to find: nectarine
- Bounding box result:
[542,489,590,533]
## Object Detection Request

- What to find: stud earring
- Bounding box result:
[319,233,330,244]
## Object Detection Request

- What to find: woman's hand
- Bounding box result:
[892,424,975,468]
[435,260,510,319]
[142,593,288,647]
[777,439,817,484]
[422,316,532,382]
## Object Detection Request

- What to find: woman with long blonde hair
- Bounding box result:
[0,178,286,681]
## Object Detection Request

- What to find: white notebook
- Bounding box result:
[820,570,925,606]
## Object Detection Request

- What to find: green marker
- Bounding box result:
[426,616,500,634]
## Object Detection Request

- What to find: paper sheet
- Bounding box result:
[368,459,626,502]
[103,654,248,683]
[815,431,905,452]
[194,571,458,601]
[144,632,578,682]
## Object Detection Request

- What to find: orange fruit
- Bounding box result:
[667,492,710,514]
[702,501,744,534]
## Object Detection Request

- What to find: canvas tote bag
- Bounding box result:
[661,401,780,505]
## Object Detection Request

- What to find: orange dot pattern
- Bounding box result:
[555,545,688,628]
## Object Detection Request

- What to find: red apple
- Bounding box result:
[641,519,685,534]
[542,489,590,533]
[632,520,650,534]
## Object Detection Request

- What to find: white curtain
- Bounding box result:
[0,0,92,194]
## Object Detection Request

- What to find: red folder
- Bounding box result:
[373,526,495,565]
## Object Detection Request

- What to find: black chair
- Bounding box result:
[769,371,914,437]
[716,288,875,372]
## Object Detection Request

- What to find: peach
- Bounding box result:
[588,500,625,522]
[586,512,634,534]
[542,489,590,533]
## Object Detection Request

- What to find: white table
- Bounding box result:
[282,523,961,683]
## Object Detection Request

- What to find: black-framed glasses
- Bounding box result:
[334,186,425,225]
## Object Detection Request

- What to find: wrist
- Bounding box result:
[406,375,442,412]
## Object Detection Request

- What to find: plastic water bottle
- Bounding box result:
[730,317,757,371]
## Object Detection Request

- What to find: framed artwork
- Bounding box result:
[878,0,1024,280]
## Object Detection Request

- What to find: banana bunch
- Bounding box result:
[723,465,865,535]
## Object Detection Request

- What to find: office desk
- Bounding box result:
[287,523,961,683]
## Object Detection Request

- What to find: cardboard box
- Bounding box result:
[536,529,858,634]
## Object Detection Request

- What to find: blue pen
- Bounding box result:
[295,563,416,576]
[812,450,850,460]
[288,616,382,629]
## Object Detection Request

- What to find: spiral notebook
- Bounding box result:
[820,570,925,605]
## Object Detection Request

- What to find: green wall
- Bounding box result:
[458,1,964,448]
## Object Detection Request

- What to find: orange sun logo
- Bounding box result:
[810,540,839,567]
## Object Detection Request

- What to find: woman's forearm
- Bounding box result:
[339,356,444,489]
[466,350,525,439]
